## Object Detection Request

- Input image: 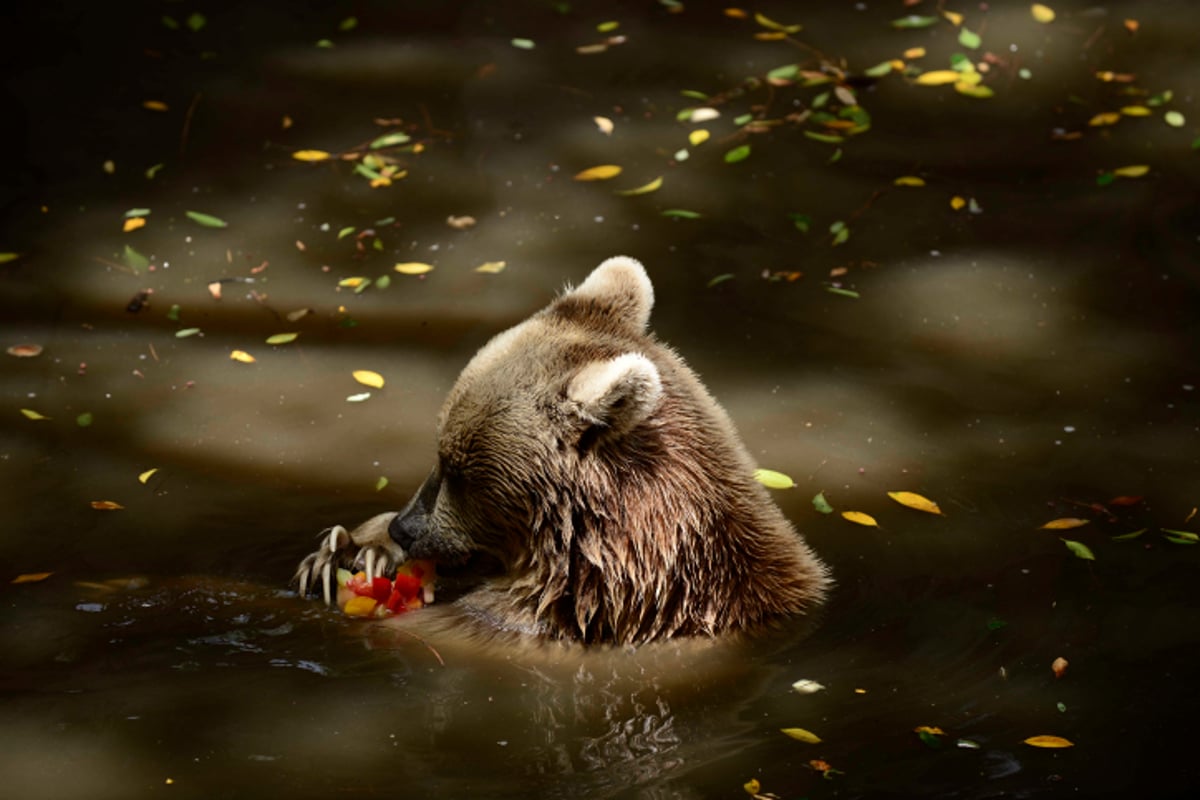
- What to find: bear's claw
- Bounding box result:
[293,511,406,606]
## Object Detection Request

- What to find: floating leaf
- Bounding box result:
[943,10,964,25]
[1112,165,1149,178]
[375,476,389,491]
[894,176,926,187]
[864,61,894,78]
[20,408,49,420]
[689,107,720,122]
[186,11,206,31]
[346,392,371,402]
[888,491,943,515]
[292,150,332,162]
[616,176,663,196]
[230,349,256,363]
[1120,105,1151,117]
[842,511,879,528]
[661,209,701,219]
[76,412,93,427]
[7,343,43,357]
[958,27,982,49]
[175,327,201,338]
[265,332,299,345]
[1161,528,1199,543]
[915,70,962,86]
[1024,735,1074,749]
[394,262,434,275]
[754,12,802,34]
[0,252,20,263]
[370,132,411,149]
[123,244,149,272]
[138,468,158,484]
[950,195,967,210]
[1052,656,1069,678]
[142,100,168,112]
[812,492,834,514]
[475,260,507,273]
[767,64,799,84]
[1088,112,1121,127]
[1062,539,1095,561]
[338,277,368,288]
[1040,518,1089,530]
[574,164,622,181]
[510,38,535,49]
[955,83,995,99]
[91,500,124,510]
[825,287,859,298]
[123,217,146,233]
[185,210,228,228]
[706,273,734,288]
[780,728,822,744]
[337,226,356,240]
[892,15,938,29]
[724,145,751,163]
[353,370,385,389]
[1031,4,1056,23]
[12,572,52,584]
[803,131,844,144]
[743,779,760,796]
[1110,528,1146,541]
[791,679,825,695]
[688,129,710,146]
[1164,110,1185,127]
[754,469,796,490]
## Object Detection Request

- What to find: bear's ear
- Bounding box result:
[566,256,654,333]
[567,353,662,439]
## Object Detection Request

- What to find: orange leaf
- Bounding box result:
[12,572,53,584]
[1051,656,1068,678]
[1024,735,1074,748]
[91,500,125,510]
[1039,518,1089,530]
[123,217,146,233]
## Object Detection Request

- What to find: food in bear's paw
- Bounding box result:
[336,560,436,618]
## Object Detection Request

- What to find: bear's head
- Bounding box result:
[389,256,829,644]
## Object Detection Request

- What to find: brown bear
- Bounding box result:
[295,256,829,645]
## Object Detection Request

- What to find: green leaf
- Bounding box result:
[166,304,181,321]
[706,273,734,288]
[825,286,859,298]
[511,38,535,49]
[789,212,812,233]
[832,228,850,246]
[186,12,206,32]
[145,163,165,179]
[892,14,939,29]
[76,412,94,427]
[767,64,798,83]
[266,332,299,345]
[1161,528,1199,542]
[812,91,829,109]
[162,16,179,30]
[812,492,834,514]
[1164,534,1198,545]
[124,208,151,218]
[1164,110,1185,128]
[1096,172,1115,187]
[375,476,389,491]
[123,244,149,272]
[733,113,753,126]
[374,216,396,226]
[679,89,709,100]
[375,275,391,290]
[863,61,894,78]
[661,209,701,219]
[917,730,943,749]
[370,131,411,149]
[803,131,844,144]
[185,210,228,228]
[175,328,202,338]
[339,16,358,31]
[724,144,752,164]
[354,162,384,181]
[949,53,973,72]
[986,617,1007,631]
[1111,528,1147,541]
[0,252,19,263]
[1191,136,1200,150]
[1062,539,1096,561]
[958,27,981,49]
[337,226,356,240]
[754,469,796,490]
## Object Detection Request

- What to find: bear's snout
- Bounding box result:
[388,466,441,553]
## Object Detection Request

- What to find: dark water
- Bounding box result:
[3,2,1199,798]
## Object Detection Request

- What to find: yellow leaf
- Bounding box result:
[955,70,983,87]
[903,47,926,59]
[230,349,256,363]
[91,500,124,510]
[292,149,332,162]
[955,82,994,98]
[265,332,299,345]
[780,727,822,744]
[142,100,169,112]
[138,468,158,484]
[754,469,796,490]
[950,195,967,210]
[754,12,802,34]
[1024,735,1074,748]
[943,10,963,25]
[352,370,385,389]
[12,572,53,584]
[724,8,747,20]
[888,491,943,515]
[1039,518,1089,530]
[743,778,760,795]
[842,511,879,527]
[616,176,663,196]
[394,262,434,275]
[338,277,367,288]
[915,70,963,86]
[1088,112,1121,127]
[475,260,507,273]
[894,176,926,187]
[914,726,945,735]
[20,408,50,420]
[1121,105,1151,117]
[688,129,710,146]
[1112,164,1149,178]
[574,164,622,181]
[123,217,146,233]
[1030,4,1056,23]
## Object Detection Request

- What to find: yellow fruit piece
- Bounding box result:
[343,595,379,617]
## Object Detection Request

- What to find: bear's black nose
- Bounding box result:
[388,465,441,551]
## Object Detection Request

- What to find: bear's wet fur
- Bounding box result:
[297,256,830,646]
